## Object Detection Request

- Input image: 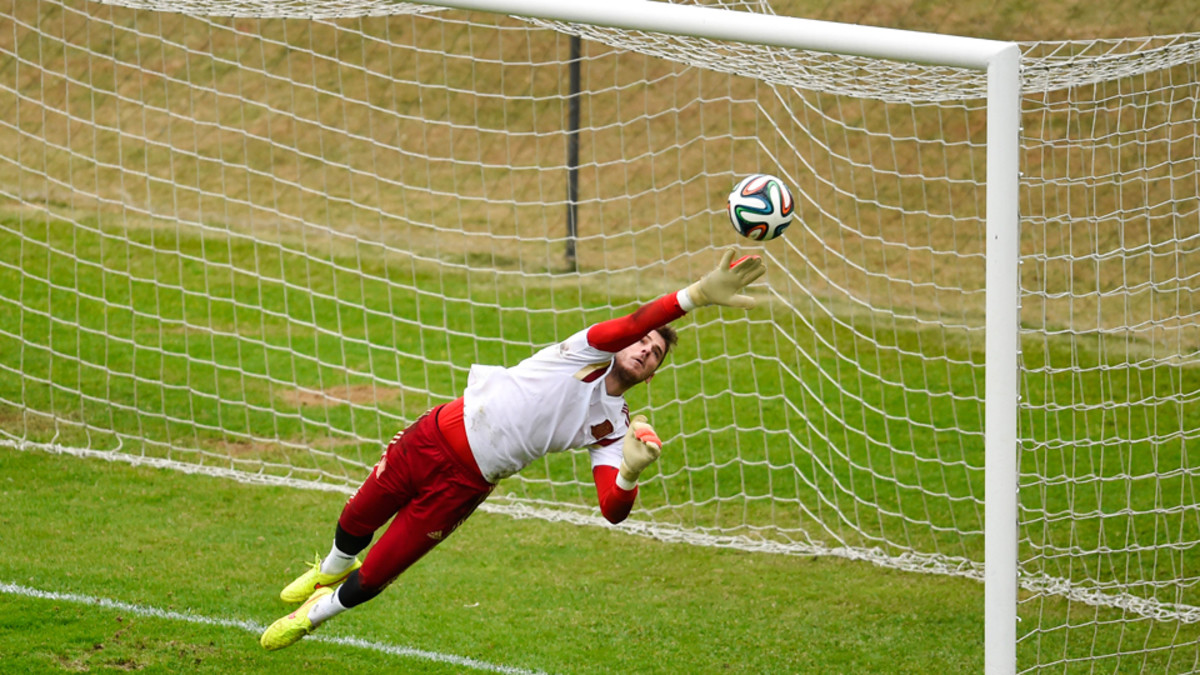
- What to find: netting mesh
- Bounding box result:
[2,1,1199,670]
[1017,57,1200,670]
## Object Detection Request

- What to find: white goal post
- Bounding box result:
[3,1,1199,672]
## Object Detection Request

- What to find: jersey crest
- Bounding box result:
[590,419,614,440]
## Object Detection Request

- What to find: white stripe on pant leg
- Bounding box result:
[1,581,550,675]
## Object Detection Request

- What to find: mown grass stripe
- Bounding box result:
[1,581,552,675]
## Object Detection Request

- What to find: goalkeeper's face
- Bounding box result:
[611,331,669,388]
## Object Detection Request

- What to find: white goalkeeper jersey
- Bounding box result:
[461,328,629,483]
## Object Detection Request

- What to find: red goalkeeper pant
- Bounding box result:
[337,400,493,591]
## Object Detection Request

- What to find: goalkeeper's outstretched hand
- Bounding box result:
[619,415,662,484]
[685,249,766,310]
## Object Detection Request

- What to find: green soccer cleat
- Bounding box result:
[279,555,362,603]
[260,586,333,651]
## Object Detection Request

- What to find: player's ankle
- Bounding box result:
[336,570,385,608]
[307,589,348,626]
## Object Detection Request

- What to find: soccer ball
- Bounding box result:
[726,174,794,241]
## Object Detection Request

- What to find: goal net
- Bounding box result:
[1,0,1197,669]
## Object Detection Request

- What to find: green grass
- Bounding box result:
[3,2,1200,671]
[3,201,1200,672]
[0,207,1001,556]
[0,448,984,674]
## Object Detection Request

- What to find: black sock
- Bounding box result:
[336,569,385,608]
[334,523,373,556]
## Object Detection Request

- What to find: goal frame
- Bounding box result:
[406,1,1022,672]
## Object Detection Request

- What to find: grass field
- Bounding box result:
[0,449,986,673]
[2,213,1198,671]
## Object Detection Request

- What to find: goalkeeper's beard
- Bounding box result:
[608,353,653,393]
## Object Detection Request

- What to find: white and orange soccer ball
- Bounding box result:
[726,173,794,241]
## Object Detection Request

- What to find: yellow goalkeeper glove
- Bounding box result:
[684,249,766,310]
[618,415,662,487]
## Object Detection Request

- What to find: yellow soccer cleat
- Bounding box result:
[260,586,333,651]
[279,555,362,603]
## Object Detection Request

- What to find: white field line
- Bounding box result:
[2,581,551,675]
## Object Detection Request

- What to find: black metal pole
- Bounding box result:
[565,34,581,272]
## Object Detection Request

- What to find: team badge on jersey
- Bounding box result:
[590,419,614,440]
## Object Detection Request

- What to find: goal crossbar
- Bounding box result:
[409,0,1014,69]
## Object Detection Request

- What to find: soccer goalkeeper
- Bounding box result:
[260,249,766,650]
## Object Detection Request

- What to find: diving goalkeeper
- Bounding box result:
[260,249,766,650]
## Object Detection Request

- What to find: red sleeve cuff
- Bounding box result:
[593,465,637,524]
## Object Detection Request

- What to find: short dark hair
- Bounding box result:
[653,325,679,360]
